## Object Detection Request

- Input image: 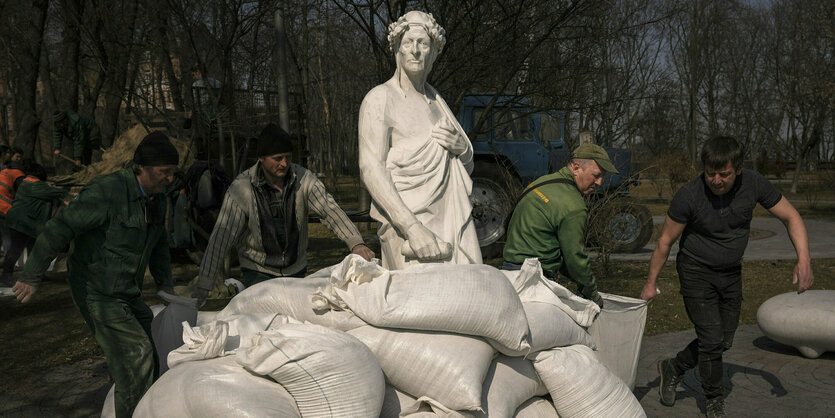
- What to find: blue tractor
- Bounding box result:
[458,95,653,258]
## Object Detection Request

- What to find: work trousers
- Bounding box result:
[87,295,158,418]
[672,253,742,400]
[3,228,35,276]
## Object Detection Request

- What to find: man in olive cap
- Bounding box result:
[192,124,374,306]
[13,131,179,418]
[502,142,619,308]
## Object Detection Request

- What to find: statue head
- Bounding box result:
[388,11,446,76]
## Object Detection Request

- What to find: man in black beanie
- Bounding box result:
[192,123,374,305]
[13,131,179,417]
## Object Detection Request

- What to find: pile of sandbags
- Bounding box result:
[121,255,647,417]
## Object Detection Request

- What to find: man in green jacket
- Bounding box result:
[13,132,179,418]
[502,143,618,309]
[53,109,102,167]
[0,163,68,286]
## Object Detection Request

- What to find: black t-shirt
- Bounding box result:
[668,169,782,268]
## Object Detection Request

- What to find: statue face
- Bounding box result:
[396,26,433,75]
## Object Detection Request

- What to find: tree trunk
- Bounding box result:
[11,0,49,158]
[98,0,140,148]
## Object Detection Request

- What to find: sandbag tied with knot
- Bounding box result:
[236,323,386,417]
[167,313,297,368]
[217,271,366,332]
[312,254,531,353]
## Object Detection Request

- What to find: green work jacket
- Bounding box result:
[6,176,67,238]
[53,109,102,160]
[21,169,172,299]
[503,166,598,298]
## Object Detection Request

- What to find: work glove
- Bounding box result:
[191,288,209,309]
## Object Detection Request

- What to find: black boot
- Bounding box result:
[658,358,684,406]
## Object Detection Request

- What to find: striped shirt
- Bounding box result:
[197,163,365,290]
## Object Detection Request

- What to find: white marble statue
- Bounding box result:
[358,10,482,270]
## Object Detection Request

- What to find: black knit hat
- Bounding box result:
[256,124,293,157]
[133,132,179,166]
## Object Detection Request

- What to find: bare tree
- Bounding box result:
[1,0,49,158]
[769,0,833,192]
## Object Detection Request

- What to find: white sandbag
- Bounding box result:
[315,255,530,353]
[402,398,477,417]
[477,356,548,418]
[237,323,385,417]
[507,258,599,326]
[348,325,494,412]
[381,385,425,418]
[513,397,560,418]
[381,386,479,418]
[218,273,366,331]
[533,345,645,418]
[101,384,115,418]
[524,302,595,353]
[588,292,647,390]
[149,304,165,317]
[134,355,300,417]
[196,310,219,326]
[151,294,198,374]
[168,313,295,368]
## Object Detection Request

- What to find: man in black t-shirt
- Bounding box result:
[641,136,813,418]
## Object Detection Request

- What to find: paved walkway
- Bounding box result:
[636,325,835,417]
[606,216,835,262]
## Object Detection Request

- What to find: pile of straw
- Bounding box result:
[52,125,193,186]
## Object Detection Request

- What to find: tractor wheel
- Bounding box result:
[593,198,653,253]
[470,162,520,259]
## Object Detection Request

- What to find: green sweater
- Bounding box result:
[6,177,67,238]
[53,109,101,160]
[21,169,172,299]
[503,166,597,298]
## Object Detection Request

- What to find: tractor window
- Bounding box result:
[540,112,565,143]
[471,109,490,141]
[495,110,533,142]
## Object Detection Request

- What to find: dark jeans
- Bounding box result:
[672,253,743,399]
[3,228,35,276]
[87,295,157,418]
[240,266,307,288]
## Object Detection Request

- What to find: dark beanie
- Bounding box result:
[133,131,179,166]
[256,123,293,157]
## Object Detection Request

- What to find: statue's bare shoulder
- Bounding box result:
[361,80,398,109]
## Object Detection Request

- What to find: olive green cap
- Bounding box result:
[572,142,619,174]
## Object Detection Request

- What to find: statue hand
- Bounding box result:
[405,223,442,260]
[351,244,375,261]
[431,119,467,155]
